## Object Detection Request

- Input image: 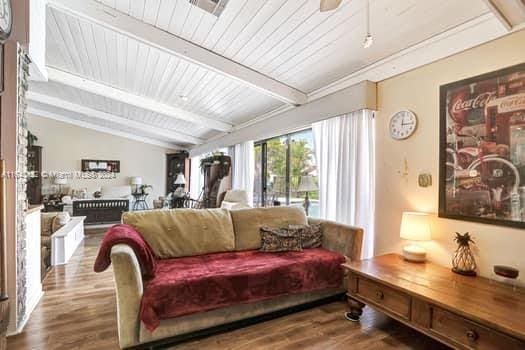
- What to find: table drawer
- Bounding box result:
[356,277,411,319]
[431,307,525,350]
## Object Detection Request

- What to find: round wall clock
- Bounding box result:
[0,0,12,42]
[389,110,418,140]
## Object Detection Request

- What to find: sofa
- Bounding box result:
[98,207,363,349]
[100,185,133,199]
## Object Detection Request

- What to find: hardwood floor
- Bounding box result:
[8,230,448,350]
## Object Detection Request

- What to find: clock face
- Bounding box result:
[0,0,11,42]
[389,110,417,140]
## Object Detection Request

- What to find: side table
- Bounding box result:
[132,192,149,211]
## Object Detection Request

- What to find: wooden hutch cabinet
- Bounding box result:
[166,151,190,195]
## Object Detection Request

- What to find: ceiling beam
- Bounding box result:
[46,67,233,132]
[27,92,204,145]
[480,0,525,30]
[27,105,181,150]
[481,0,512,30]
[47,0,308,105]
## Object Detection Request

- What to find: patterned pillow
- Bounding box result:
[288,224,323,249]
[51,216,65,233]
[51,212,71,233]
[259,227,302,252]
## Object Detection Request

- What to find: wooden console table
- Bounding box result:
[343,254,525,350]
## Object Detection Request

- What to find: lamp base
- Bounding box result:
[402,244,427,263]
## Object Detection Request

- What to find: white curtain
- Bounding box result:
[231,141,255,204]
[189,155,203,200]
[313,110,375,259]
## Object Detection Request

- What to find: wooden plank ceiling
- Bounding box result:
[28,0,492,149]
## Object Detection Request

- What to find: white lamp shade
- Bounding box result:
[174,173,186,185]
[297,175,318,192]
[130,176,143,185]
[400,212,432,241]
[53,177,68,185]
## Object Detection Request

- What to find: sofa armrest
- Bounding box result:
[110,244,144,349]
[308,218,364,262]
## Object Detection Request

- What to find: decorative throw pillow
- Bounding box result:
[56,212,71,225]
[51,212,71,233]
[289,223,323,249]
[259,227,302,252]
[51,216,64,233]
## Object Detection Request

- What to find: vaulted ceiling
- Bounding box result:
[26,0,521,150]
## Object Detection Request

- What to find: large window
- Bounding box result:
[253,129,319,217]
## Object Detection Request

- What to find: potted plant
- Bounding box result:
[27,131,38,147]
[139,184,153,195]
[199,152,231,178]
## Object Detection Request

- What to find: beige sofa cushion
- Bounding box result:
[230,206,308,251]
[122,209,235,259]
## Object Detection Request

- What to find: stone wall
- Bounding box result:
[15,47,30,328]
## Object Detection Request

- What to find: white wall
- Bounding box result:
[27,115,170,206]
[375,29,525,284]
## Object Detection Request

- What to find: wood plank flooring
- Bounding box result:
[8,230,448,350]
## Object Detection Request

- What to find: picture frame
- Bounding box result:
[439,62,525,229]
[81,159,120,173]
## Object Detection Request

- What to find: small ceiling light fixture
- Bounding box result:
[363,0,374,48]
[363,33,373,49]
[320,0,343,12]
[179,95,189,102]
[189,0,230,17]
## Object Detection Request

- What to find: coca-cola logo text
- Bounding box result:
[451,92,496,113]
[498,94,525,113]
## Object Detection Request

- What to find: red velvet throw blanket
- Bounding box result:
[140,248,345,331]
[94,224,157,279]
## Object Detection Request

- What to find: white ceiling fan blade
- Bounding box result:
[320,0,343,12]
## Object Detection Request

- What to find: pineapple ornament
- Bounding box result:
[452,232,477,276]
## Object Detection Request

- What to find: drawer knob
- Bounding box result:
[375,290,384,300]
[466,330,479,342]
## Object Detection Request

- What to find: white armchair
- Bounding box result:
[220,190,251,210]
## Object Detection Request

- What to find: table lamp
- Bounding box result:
[130,176,142,193]
[400,212,432,262]
[173,173,187,198]
[54,176,68,196]
[297,175,318,216]
[174,173,186,186]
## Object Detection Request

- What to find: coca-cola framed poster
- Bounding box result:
[439,62,525,228]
